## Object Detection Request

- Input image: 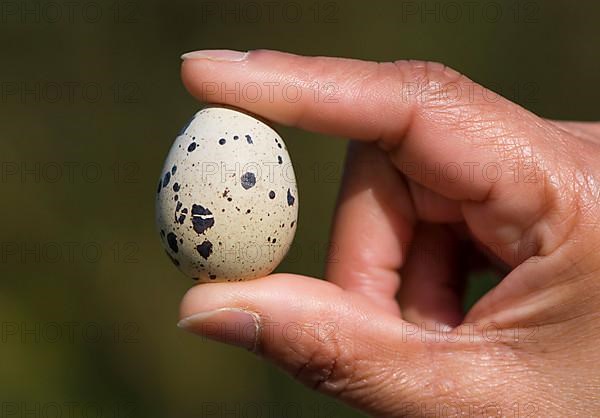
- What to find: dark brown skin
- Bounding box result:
[177,49,600,417]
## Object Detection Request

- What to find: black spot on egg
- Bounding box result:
[269,191,275,199]
[181,208,188,214]
[277,156,283,164]
[287,188,295,206]
[160,229,165,238]
[172,165,177,175]
[173,182,180,192]
[240,172,256,189]
[157,179,162,193]
[234,135,239,140]
[176,201,183,211]
[162,172,171,188]
[166,232,178,253]
[209,274,217,280]
[196,240,213,259]
[191,204,215,234]
[245,135,253,144]
[177,214,186,224]
[192,204,212,215]
[219,138,226,145]
[187,142,197,152]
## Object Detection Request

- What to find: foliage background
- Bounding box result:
[1,0,599,416]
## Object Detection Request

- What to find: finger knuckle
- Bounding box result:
[286,321,400,403]
[291,331,358,396]
[392,60,468,108]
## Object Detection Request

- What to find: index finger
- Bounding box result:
[181,49,562,267]
[181,49,417,141]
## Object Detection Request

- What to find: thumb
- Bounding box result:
[178,275,525,416]
[179,274,426,415]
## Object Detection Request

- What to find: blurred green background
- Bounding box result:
[1,0,598,416]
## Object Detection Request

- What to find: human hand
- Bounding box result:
[177,49,600,417]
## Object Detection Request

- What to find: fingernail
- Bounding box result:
[180,49,249,62]
[178,308,260,351]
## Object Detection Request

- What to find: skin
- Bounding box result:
[177,50,600,417]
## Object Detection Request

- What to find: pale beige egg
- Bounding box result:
[156,106,298,282]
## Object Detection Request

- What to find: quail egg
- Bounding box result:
[156,105,298,282]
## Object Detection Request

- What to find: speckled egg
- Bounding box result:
[156,105,298,282]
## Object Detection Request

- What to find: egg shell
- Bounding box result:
[156,105,298,282]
